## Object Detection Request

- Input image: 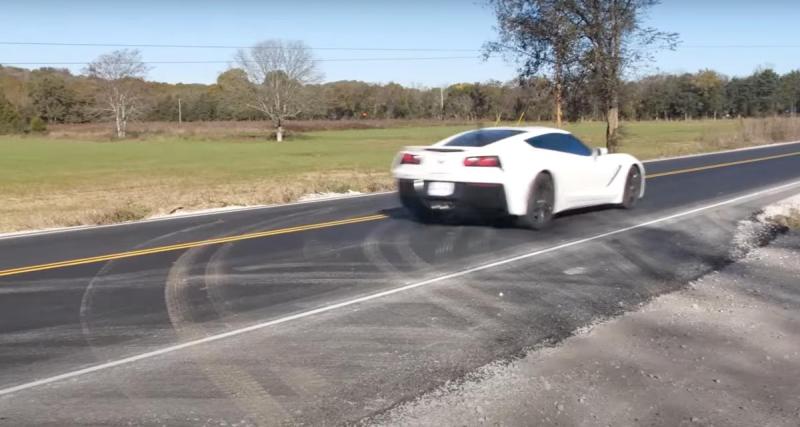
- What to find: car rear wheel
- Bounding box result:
[620,166,642,209]
[520,173,555,230]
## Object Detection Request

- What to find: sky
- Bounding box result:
[1,0,799,86]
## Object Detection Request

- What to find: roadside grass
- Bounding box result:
[1,118,798,232]
[770,209,800,230]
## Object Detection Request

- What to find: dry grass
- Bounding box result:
[46,119,479,140]
[769,209,800,230]
[696,117,800,150]
[0,171,394,232]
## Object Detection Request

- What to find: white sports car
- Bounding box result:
[391,127,645,229]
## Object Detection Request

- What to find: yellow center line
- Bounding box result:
[646,151,800,178]
[0,214,388,278]
[1,149,799,279]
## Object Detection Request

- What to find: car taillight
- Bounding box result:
[463,156,501,167]
[401,153,422,165]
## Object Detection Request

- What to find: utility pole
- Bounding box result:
[439,87,445,120]
[554,55,563,128]
[178,97,182,124]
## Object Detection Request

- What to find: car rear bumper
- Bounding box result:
[397,179,508,213]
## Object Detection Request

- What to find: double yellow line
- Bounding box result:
[645,150,800,178]
[0,214,387,278]
[1,149,799,279]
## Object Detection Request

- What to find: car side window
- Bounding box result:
[525,133,592,156]
[562,134,593,156]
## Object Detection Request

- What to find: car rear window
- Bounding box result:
[444,129,524,147]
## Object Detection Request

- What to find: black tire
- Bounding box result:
[520,173,555,230]
[620,166,642,209]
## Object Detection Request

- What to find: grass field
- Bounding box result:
[1,118,797,232]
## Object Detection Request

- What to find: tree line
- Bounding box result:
[3,1,796,147]
[1,60,799,139]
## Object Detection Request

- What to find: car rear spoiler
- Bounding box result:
[402,146,465,153]
[424,148,465,152]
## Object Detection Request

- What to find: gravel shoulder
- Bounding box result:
[373,200,800,426]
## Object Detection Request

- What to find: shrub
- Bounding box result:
[29,116,47,133]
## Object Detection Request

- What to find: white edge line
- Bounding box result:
[2,179,800,398]
[3,140,800,241]
[643,139,800,163]
[0,191,395,241]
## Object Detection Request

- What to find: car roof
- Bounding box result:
[468,126,570,139]
[433,126,571,148]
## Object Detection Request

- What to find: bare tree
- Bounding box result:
[235,40,321,141]
[84,49,148,138]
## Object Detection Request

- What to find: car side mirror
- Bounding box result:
[593,147,608,158]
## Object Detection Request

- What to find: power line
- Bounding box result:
[0,56,480,66]
[681,44,800,48]
[0,56,479,66]
[3,41,800,50]
[0,41,481,52]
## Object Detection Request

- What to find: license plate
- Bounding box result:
[427,181,454,197]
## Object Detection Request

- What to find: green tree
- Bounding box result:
[469,83,491,119]
[0,92,22,134]
[0,66,29,109]
[28,69,77,123]
[444,83,475,119]
[568,0,678,149]
[778,70,800,115]
[374,83,413,118]
[185,90,218,121]
[752,69,780,115]
[486,0,678,151]
[725,77,754,117]
[146,94,178,121]
[692,69,726,119]
[215,69,260,120]
[323,80,374,119]
[633,74,669,119]
[487,0,583,127]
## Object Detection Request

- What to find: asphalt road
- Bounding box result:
[1,142,800,426]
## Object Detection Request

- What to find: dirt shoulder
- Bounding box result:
[372,202,800,426]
